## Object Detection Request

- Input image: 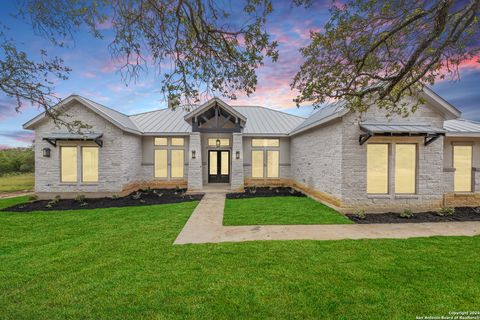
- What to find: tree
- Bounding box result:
[2,0,277,119]
[292,0,480,116]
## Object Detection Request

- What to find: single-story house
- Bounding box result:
[23,87,480,212]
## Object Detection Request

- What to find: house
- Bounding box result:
[23,88,480,212]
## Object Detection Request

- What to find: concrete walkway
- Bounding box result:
[174,192,480,244]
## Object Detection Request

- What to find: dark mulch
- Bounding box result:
[227,187,306,199]
[2,189,204,212]
[347,207,480,224]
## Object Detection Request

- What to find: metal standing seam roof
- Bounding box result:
[444,119,480,135]
[290,101,348,135]
[129,105,305,135]
[360,122,446,134]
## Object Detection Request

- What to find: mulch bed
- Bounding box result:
[2,189,204,212]
[227,187,306,199]
[347,207,480,224]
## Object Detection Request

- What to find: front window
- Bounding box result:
[171,138,185,146]
[252,150,264,178]
[367,144,389,194]
[171,150,184,178]
[267,150,279,178]
[252,139,279,147]
[61,147,77,183]
[154,149,168,178]
[394,144,416,194]
[82,147,99,183]
[453,145,472,192]
[154,137,168,146]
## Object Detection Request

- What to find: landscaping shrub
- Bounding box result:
[437,207,455,216]
[400,209,414,219]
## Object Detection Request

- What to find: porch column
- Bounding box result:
[188,132,203,190]
[231,133,244,191]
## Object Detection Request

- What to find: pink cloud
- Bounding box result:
[81,71,97,79]
[0,131,35,144]
[458,56,480,71]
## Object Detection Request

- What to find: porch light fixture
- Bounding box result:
[192,150,196,159]
[216,139,221,147]
[236,151,240,159]
[42,147,51,158]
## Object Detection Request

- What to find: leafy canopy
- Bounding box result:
[292,0,480,116]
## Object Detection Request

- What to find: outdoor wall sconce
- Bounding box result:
[42,147,51,158]
[216,139,221,147]
[192,150,196,159]
[236,151,240,159]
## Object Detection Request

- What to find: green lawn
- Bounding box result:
[1,197,480,319]
[0,173,34,193]
[223,196,352,225]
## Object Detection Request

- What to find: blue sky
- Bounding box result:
[0,1,479,148]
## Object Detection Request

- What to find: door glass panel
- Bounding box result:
[367,144,389,194]
[454,145,472,192]
[209,151,217,175]
[61,147,77,182]
[82,147,99,182]
[267,150,279,178]
[221,151,229,175]
[395,144,416,194]
[154,149,168,178]
[252,150,264,178]
[171,150,184,178]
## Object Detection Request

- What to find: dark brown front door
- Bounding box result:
[208,150,230,183]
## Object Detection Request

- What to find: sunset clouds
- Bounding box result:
[0,0,479,148]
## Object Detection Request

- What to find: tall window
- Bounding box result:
[82,147,99,182]
[395,144,416,194]
[252,150,264,178]
[171,150,184,178]
[267,150,279,178]
[61,147,77,183]
[367,144,389,194]
[454,145,472,192]
[154,149,168,178]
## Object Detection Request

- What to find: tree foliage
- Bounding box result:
[0,147,34,175]
[292,0,480,116]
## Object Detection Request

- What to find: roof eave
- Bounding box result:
[289,109,348,136]
[421,87,461,120]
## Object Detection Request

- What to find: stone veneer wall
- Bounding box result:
[34,102,132,197]
[187,133,203,190]
[290,119,343,201]
[231,133,244,190]
[340,100,446,212]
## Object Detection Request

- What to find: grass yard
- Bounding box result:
[1,196,480,319]
[0,173,34,193]
[223,196,352,225]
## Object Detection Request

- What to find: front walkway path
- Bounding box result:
[174,193,480,244]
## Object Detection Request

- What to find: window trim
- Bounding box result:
[394,143,417,195]
[60,146,78,183]
[366,143,390,195]
[81,146,99,183]
[452,144,473,193]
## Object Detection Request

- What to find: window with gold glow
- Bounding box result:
[61,147,77,183]
[267,150,279,178]
[82,147,99,182]
[154,137,168,146]
[367,144,389,194]
[394,144,416,194]
[171,150,184,178]
[454,145,472,192]
[252,150,264,178]
[252,139,279,147]
[154,149,168,178]
[171,138,185,146]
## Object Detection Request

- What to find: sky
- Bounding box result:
[0,0,479,148]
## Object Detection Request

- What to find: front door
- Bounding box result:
[208,150,230,183]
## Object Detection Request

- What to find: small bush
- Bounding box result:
[437,207,455,216]
[399,209,414,219]
[46,195,61,208]
[28,194,38,202]
[352,209,366,220]
[111,194,120,200]
[132,191,142,200]
[75,195,87,206]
